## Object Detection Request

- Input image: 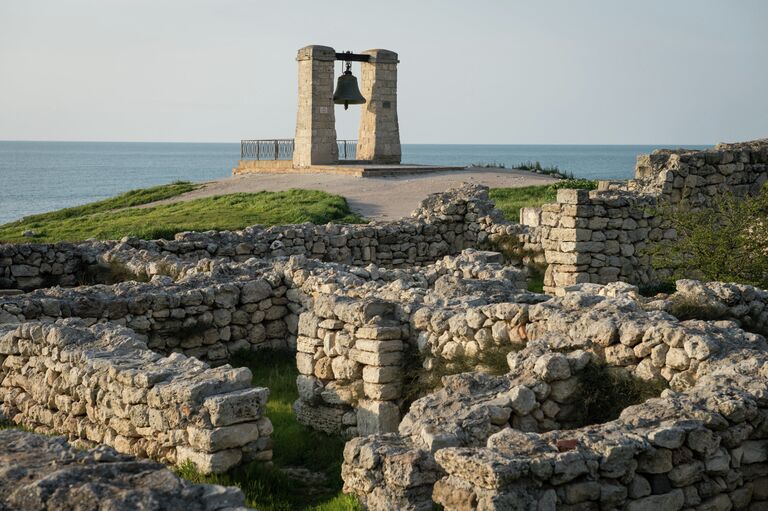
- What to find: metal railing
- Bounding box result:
[240,139,359,161]
[337,140,357,160]
[240,139,295,160]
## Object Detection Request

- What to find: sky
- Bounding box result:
[0,0,766,145]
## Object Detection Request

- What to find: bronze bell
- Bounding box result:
[333,62,366,110]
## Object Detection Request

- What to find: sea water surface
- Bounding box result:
[0,141,710,224]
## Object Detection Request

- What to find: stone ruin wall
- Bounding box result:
[2,140,768,509]
[0,265,302,364]
[0,320,272,475]
[535,139,768,293]
[0,428,253,511]
[342,282,768,511]
[0,185,526,291]
[3,139,766,298]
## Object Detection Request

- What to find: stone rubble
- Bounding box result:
[341,282,768,510]
[0,320,272,474]
[0,428,252,510]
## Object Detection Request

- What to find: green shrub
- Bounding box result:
[668,295,728,321]
[649,186,768,288]
[402,344,517,406]
[571,362,667,426]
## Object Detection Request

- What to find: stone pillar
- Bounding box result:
[356,49,401,164]
[293,45,338,168]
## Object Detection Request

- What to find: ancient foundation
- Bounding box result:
[1,140,768,509]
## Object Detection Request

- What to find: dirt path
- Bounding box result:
[140,168,558,221]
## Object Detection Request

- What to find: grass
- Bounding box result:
[571,362,668,427]
[0,186,366,243]
[402,344,515,407]
[668,295,728,322]
[177,350,362,511]
[489,179,597,222]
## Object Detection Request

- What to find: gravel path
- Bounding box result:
[140,168,558,221]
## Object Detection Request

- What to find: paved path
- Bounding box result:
[142,168,558,221]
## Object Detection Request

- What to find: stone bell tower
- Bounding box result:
[292,45,401,168]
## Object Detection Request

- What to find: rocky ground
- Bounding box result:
[0,429,251,511]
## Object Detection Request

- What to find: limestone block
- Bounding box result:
[354,339,403,353]
[637,448,673,474]
[362,365,401,384]
[533,353,571,382]
[507,385,537,415]
[356,399,400,435]
[296,352,315,375]
[176,445,243,474]
[363,381,402,400]
[557,189,590,205]
[203,387,268,427]
[187,422,260,452]
[332,357,363,380]
[349,348,402,366]
[355,326,401,340]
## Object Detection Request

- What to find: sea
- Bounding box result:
[0,141,710,225]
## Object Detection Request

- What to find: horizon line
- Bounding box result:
[0,139,717,147]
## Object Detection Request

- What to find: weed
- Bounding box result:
[470,162,506,169]
[668,295,728,321]
[570,362,667,427]
[402,344,516,406]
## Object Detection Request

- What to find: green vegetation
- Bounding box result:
[470,160,576,180]
[572,362,668,426]
[403,344,516,407]
[470,161,507,169]
[489,179,598,222]
[514,160,574,179]
[649,187,768,289]
[0,186,366,243]
[177,350,361,511]
[526,272,545,293]
[668,294,728,322]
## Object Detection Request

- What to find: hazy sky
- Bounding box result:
[1,0,766,144]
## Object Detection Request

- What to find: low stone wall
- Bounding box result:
[341,282,768,510]
[0,270,300,363]
[0,185,515,292]
[0,320,272,474]
[0,429,253,511]
[431,365,768,511]
[294,295,407,437]
[630,139,768,205]
[541,139,768,293]
[0,241,116,291]
[671,279,768,335]
[540,189,661,292]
